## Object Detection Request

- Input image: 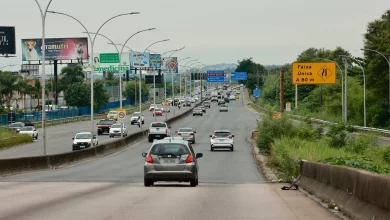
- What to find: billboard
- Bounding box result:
[150,54,161,69]
[0,26,16,55]
[130,52,150,68]
[92,53,130,73]
[21,37,88,62]
[162,57,178,73]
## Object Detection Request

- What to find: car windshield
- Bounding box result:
[19,126,33,131]
[220,105,227,108]
[150,144,190,156]
[111,124,122,128]
[132,113,140,116]
[179,128,193,132]
[99,120,113,125]
[9,123,22,128]
[151,123,166,128]
[75,133,91,139]
[215,131,231,137]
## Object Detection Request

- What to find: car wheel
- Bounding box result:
[36,134,38,139]
[193,140,195,144]
[131,122,133,125]
[142,121,145,124]
[148,137,153,143]
[210,146,214,151]
[144,179,153,187]
[231,145,234,151]
[196,177,199,185]
[190,178,197,187]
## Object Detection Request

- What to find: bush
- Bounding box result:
[326,124,347,148]
[383,146,390,164]
[256,115,293,155]
[346,133,378,154]
[0,129,33,149]
[320,156,390,175]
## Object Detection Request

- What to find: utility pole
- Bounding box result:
[280,69,285,113]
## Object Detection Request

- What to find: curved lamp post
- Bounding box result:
[47,10,139,152]
[361,48,390,114]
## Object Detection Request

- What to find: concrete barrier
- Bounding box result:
[0,102,201,176]
[298,160,390,220]
[0,156,49,176]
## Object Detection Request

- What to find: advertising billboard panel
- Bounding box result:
[92,53,130,73]
[162,57,178,73]
[0,26,16,55]
[130,52,150,68]
[21,37,88,61]
[150,54,161,69]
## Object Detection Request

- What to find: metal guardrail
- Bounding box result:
[251,102,390,137]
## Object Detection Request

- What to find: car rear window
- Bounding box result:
[179,128,193,132]
[215,132,231,137]
[150,144,190,156]
[99,120,114,125]
[151,123,167,128]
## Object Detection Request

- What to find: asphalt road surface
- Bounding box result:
[0,93,339,219]
[0,104,191,159]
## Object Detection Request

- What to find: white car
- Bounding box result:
[109,123,128,137]
[130,112,144,125]
[209,130,234,151]
[72,132,98,151]
[194,96,199,101]
[149,104,158,111]
[229,95,236,100]
[18,126,38,139]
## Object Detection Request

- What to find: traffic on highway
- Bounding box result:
[2,1,388,219]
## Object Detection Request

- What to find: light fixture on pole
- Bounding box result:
[361,48,390,115]
[34,0,53,157]
[48,10,139,150]
[108,28,156,108]
[139,39,170,129]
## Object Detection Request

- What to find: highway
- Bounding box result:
[0,105,189,159]
[0,92,339,220]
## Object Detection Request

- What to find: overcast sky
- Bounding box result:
[1,0,390,71]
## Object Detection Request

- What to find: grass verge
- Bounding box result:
[256,115,390,181]
[0,128,33,150]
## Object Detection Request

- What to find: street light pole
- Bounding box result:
[48,10,139,147]
[35,0,53,156]
[361,48,390,115]
[138,39,170,128]
[341,56,349,123]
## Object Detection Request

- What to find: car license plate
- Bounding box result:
[219,139,225,142]
[164,159,176,163]
[155,135,160,137]
[80,145,85,148]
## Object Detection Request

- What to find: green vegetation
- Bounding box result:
[256,115,390,181]
[239,9,390,128]
[0,128,33,149]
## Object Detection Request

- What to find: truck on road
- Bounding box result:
[97,119,115,135]
[147,122,171,142]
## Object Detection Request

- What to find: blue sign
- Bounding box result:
[231,72,247,80]
[253,89,261,98]
[207,76,226,82]
[207,70,225,82]
[149,54,161,69]
[207,70,225,74]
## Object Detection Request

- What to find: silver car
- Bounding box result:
[219,104,228,112]
[142,139,203,187]
[175,128,196,144]
[209,130,235,151]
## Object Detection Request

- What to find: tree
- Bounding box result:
[235,58,267,92]
[362,9,390,125]
[64,82,90,107]
[64,80,109,109]
[59,65,85,92]
[0,72,22,104]
[123,81,149,103]
[105,71,120,86]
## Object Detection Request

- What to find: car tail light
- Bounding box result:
[148,128,150,133]
[190,133,194,136]
[228,135,232,139]
[165,128,168,133]
[146,154,153,163]
[178,133,182,136]
[186,154,194,163]
[212,135,216,139]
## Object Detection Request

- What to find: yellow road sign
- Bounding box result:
[272,113,281,119]
[292,62,336,85]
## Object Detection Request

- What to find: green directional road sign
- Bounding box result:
[100,53,120,63]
